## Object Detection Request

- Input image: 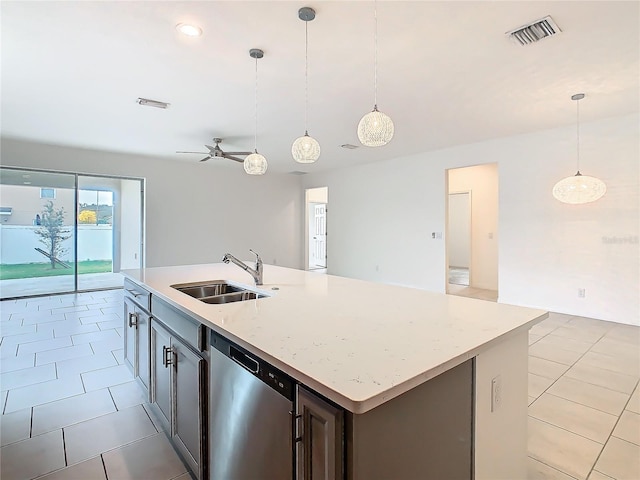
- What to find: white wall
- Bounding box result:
[303,114,639,325]
[118,178,142,270]
[449,164,499,290]
[1,139,304,270]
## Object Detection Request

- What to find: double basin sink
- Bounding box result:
[171,280,268,304]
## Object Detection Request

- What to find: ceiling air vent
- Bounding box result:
[506,15,561,46]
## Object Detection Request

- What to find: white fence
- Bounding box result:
[0,225,112,264]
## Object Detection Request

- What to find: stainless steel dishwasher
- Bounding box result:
[209,330,294,480]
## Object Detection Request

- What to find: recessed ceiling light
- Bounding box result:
[176,23,202,37]
[341,144,359,150]
[23,181,32,185]
[22,174,30,178]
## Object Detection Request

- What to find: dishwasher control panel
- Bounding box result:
[210,330,295,401]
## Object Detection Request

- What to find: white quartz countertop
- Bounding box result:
[122,263,547,413]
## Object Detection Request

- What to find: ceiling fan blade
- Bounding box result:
[176,151,208,154]
[199,156,212,162]
[225,151,252,156]
[224,155,245,163]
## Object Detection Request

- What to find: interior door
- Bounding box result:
[312,204,327,268]
[447,192,471,286]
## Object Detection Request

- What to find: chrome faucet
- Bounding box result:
[222,249,263,286]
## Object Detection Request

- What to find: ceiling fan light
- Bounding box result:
[292,133,321,164]
[357,107,395,147]
[552,172,607,204]
[244,152,268,175]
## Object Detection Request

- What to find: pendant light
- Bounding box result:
[244,48,268,175]
[357,0,394,147]
[292,7,321,164]
[552,93,606,204]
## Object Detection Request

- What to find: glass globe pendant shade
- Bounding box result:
[292,132,321,164]
[357,106,394,147]
[243,152,268,175]
[552,172,607,205]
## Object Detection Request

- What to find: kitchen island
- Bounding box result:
[123,263,547,480]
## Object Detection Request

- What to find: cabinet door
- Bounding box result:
[136,308,151,395]
[150,320,172,433]
[296,386,344,480]
[123,297,137,375]
[172,338,206,479]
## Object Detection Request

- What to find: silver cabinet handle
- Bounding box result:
[128,312,138,328]
[126,288,142,298]
[162,345,174,368]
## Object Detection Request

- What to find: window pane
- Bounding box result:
[40,187,56,199]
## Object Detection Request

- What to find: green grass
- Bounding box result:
[0,261,113,280]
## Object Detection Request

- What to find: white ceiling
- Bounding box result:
[1,1,638,174]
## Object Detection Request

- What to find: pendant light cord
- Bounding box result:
[576,97,580,173]
[254,55,258,153]
[304,19,309,135]
[373,0,378,108]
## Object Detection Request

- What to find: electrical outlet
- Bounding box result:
[491,375,502,412]
[578,288,586,298]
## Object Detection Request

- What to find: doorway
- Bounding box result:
[446,164,499,302]
[305,187,328,272]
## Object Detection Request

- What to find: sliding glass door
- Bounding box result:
[76,175,143,291]
[0,167,144,299]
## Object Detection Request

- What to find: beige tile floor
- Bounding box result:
[448,283,499,301]
[1,290,639,480]
[0,290,191,480]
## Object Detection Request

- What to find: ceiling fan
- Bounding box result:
[176,138,252,163]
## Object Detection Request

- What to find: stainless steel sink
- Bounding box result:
[200,291,263,304]
[171,280,267,304]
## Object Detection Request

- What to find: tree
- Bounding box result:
[78,209,97,224]
[35,201,72,269]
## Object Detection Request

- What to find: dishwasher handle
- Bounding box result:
[230,345,259,374]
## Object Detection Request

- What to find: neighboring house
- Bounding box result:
[1,185,75,226]
[0,184,113,226]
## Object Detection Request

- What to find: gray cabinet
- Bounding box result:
[173,338,206,476]
[296,385,344,480]
[123,284,151,399]
[123,297,136,373]
[149,311,206,480]
[150,320,172,431]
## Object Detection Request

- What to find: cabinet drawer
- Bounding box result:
[151,297,205,351]
[124,279,151,312]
